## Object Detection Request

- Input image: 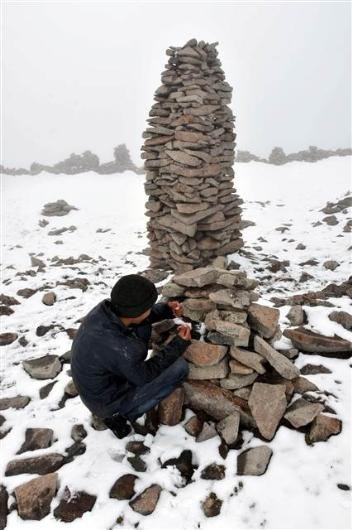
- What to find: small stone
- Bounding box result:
[237,446,273,476]
[306,414,342,444]
[0,396,30,410]
[201,463,225,480]
[39,381,57,399]
[161,450,195,484]
[328,311,352,331]
[323,260,339,271]
[0,485,8,529]
[14,473,58,520]
[196,422,218,442]
[286,305,305,326]
[284,397,324,428]
[17,428,54,454]
[201,492,223,517]
[300,364,332,375]
[0,332,18,346]
[292,376,319,394]
[229,359,254,375]
[71,424,87,442]
[22,354,62,379]
[129,484,162,516]
[53,487,96,522]
[109,474,137,500]
[247,303,280,338]
[127,455,147,472]
[184,415,203,437]
[42,292,57,306]
[126,441,150,455]
[216,412,240,445]
[64,379,78,397]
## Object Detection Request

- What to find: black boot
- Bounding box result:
[103,413,132,439]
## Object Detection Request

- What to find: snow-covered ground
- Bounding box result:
[1,156,351,529]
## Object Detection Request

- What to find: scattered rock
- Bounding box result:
[17,428,54,454]
[22,354,62,379]
[201,492,223,517]
[201,463,225,480]
[161,449,195,484]
[284,398,324,428]
[237,446,273,475]
[300,364,332,375]
[42,292,57,306]
[53,487,96,522]
[71,424,87,442]
[14,472,58,520]
[109,474,137,500]
[283,326,352,356]
[328,311,352,331]
[306,414,342,444]
[0,396,30,410]
[286,305,305,326]
[216,412,240,445]
[5,453,65,476]
[129,484,162,516]
[0,332,18,346]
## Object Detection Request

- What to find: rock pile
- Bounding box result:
[151,257,342,468]
[41,199,78,217]
[141,38,244,273]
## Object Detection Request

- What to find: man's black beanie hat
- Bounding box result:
[110,274,158,317]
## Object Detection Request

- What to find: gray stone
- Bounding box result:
[284,398,324,428]
[0,395,30,410]
[42,292,57,306]
[196,422,218,442]
[237,446,273,476]
[229,359,254,375]
[5,453,65,476]
[22,354,62,379]
[247,303,280,338]
[229,347,266,374]
[184,340,227,366]
[216,411,240,444]
[173,267,219,287]
[17,428,54,454]
[220,372,258,390]
[248,383,287,440]
[286,305,305,326]
[253,335,300,380]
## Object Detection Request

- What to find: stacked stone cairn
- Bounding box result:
[152,256,342,476]
[142,38,244,273]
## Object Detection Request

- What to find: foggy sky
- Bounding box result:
[2,0,351,168]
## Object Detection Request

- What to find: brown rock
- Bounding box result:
[306,414,342,444]
[237,446,273,476]
[158,387,184,425]
[109,474,137,500]
[201,492,223,517]
[229,347,266,374]
[5,453,65,476]
[184,415,203,437]
[0,332,18,346]
[14,472,58,520]
[17,428,54,454]
[220,372,258,390]
[253,335,300,379]
[247,303,280,338]
[53,487,96,522]
[188,358,229,380]
[129,484,162,516]
[173,267,219,287]
[284,398,324,428]
[0,396,30,410]
[248,383,287,440]
[283,326,352,355]
[184,340,227,366]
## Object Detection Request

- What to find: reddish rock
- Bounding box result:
[14,472,58,520]
[158,387,184,425]
[129,484,162,515]
[248,383,287,440]
[184,340,227,366]
[306,414,342,444]
[109,474,138,500]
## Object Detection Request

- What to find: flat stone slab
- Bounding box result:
[283,326,352,355]
[0,396,30,410]
[188,358,228,380]
[173,267,219,287]
[183,380,242,421]
[248,383,287,440]
[220,372,258,390]
[237,446,273,476]
[184,340,227,366]
[5,453,65,476]
[254,335,300,380]
[229,347,266,374]
[22,354,62,380]
[284,398,324,428]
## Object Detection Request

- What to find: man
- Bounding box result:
[71,273,192,439]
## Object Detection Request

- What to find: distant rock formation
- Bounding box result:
[268,145,352,165]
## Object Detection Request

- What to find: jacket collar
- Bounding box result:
[100,298,134,335]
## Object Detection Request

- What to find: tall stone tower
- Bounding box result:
[142,38,244,273]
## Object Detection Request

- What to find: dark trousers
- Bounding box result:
[105,320,189,422]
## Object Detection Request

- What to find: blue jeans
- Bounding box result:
[107,321,189,422]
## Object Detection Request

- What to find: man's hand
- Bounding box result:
[167,300,183,317]
[177,324,192,341]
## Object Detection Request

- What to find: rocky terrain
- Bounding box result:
[0,155,351,529]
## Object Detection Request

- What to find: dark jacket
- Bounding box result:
[70,298,191,418]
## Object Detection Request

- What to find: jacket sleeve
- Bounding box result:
[102,334,191,387]
[146,302,175,324]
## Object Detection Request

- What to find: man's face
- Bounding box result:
[133,308,151,324]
